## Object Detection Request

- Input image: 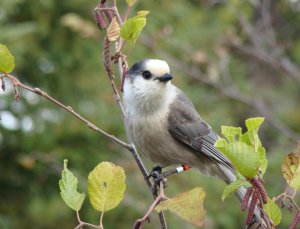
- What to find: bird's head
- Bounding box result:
[123,59,175,114]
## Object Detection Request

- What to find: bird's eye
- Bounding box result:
[142,71,152,80]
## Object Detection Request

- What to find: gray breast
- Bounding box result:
[127,108,202,167]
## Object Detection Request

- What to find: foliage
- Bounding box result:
[215,117,267,179]
[59,160,126,228]
[0,44,15,74]
[88,161,126,212]
[263,198,281,226]
[59,159,85,211]
[221,179,249,202]
[1,0,300,228]
[120,12,148,46]
[107,17,121,42]
[215,117,300,228]
[282,152,300,190]
[155,187,206,227]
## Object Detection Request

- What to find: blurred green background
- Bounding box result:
[1,0,300,228]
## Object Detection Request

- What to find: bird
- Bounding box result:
[123,59,264,228]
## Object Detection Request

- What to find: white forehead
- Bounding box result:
[144,59,170,76]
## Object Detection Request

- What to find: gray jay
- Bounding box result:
[123,59,263,227]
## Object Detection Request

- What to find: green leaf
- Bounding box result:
[221,142,260,178]
[222,179,249,201]
[245,117,264,133]
[59,159,86,211]
[221,126,242,142]
[120,16,147,46]
[0,44,15,73]
[246,129,263,148]
[217,118,267,178]
[263,198,281,226]
[258,145,268,175]
[155,187,205,227]
[88,162,126,212]
[214,138,228,148]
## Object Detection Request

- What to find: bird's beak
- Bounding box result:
[155,73,173,82]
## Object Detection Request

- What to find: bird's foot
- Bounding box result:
[146,166,167,186]
[146,165,191,186]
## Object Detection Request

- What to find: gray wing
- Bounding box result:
[168,89,235,173]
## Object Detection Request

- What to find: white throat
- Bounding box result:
[123,80,177,116]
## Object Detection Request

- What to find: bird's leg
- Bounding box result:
[146,165,191,186]
[146,165,165,185]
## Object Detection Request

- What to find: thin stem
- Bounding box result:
[275,192,300,211]
[75,211,102,229]
[94,7,115,11]
[99,211,104,229]
[74,222,102,229]
[112,6,123,26]
[76,211,81,223]
[123,5,132,21]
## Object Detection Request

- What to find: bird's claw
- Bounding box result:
[146,166,168,187]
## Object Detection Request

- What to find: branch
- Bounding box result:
[75,211,102,229]
[274,189,300,229]
[134,181,168,229]
[2,74,131,150]
[229,1,300,84]
[94,2,167,228]
[227,41,300,84]
[274,190,299,212]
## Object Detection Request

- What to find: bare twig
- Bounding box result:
[274,190,300,229]
[227,41,300,84]
[75,211,102,229]
[3,74,131,150]
[229,1,300,84]
[134,181,168,229]
[274,190,300,212]
[290,210,300,229]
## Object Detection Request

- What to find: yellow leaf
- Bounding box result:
[155,187,205,227]
[107,17,120,42]
[126,0,137,6]
[88,162,126,212]
[17,155,36,170]
[136,11,150,17]
[282,152,300,190]
[60,13,98,39]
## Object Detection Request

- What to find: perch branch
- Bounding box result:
[95,2,167,228]
[134,181,168,229]
[2,74,130,150]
